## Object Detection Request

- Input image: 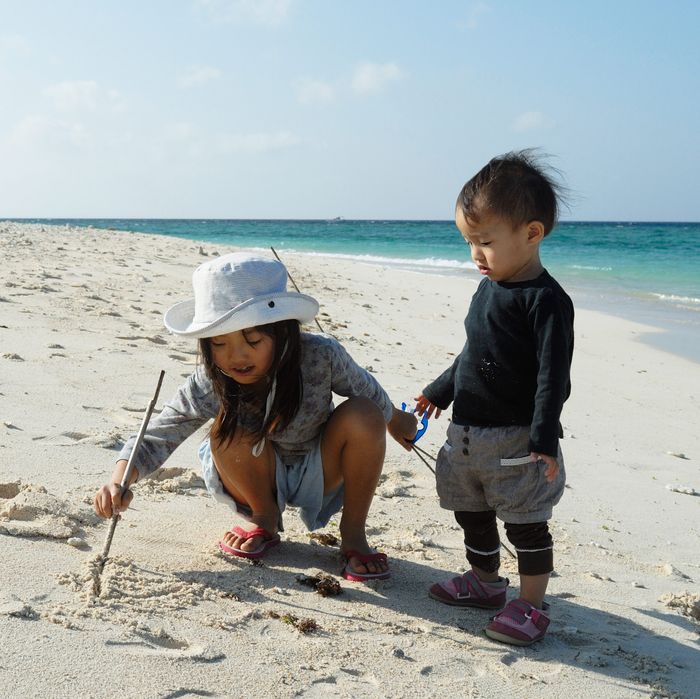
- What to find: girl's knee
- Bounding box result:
[335,397,385,435]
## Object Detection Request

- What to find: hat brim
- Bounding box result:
[164,292,319,338]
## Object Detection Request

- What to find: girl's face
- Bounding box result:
[456,207,543,283]
[209,328,275,385]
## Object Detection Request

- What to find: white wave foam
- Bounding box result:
[569,264,613,271]
[306,250,474,270]
[651,293,700,306]
[251,247,475,271]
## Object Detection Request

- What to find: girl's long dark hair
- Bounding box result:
[199,319,303,449]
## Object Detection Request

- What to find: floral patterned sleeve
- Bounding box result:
[326,336,394,422]
[117,365,219,478]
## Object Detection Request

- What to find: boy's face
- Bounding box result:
[455,207,543,283]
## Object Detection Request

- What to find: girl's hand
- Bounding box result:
[415,394,441,419]
[531,452,559,482]
[94,482,134,518]
[388,407,418,451]
[93,459,137,518]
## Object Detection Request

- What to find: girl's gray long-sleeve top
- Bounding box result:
[118,332,394,477]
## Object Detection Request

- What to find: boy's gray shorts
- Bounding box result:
[435,421,566,524]
[198,437,344,531]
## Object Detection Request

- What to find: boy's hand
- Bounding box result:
[415,394,442,419]
[531,452,559,482]
[388,407,418,451]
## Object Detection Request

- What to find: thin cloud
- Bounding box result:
[153,125,301,159]
[9,114,90,150]
[218,130,301,153]
[295,77,334,105]
[195,0,292,25]
[178,65,223,88]
[351,62,402,95]
[0,34,31,56]
[163,122,197,141]
[512,111,555,132]
[42,80,126,113]
[457,2,491,30]
[43,80,99,112]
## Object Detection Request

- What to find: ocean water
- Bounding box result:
[11,218,700,361]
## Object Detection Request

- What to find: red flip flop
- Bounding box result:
[341,549,391,582]
[219,525,280,559]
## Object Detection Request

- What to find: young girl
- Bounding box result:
[94,252,417,581]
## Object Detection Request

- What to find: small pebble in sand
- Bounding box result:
[632,581,646,588]
[2,353,24,361]
[66,537,87,548]
[659,563,691,580]
[666,451,689,460]
[665,483,698,496]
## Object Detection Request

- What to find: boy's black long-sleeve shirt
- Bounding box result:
[423,270,574,457]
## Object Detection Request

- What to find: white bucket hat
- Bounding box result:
[163,252,319,338]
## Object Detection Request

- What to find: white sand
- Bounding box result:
[1,221,698,698]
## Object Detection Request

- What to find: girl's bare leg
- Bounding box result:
[321,397,387,574]
[211,431,279,554]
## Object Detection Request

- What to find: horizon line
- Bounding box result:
[3,217,700,226]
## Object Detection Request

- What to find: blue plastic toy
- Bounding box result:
[401,402,429,443]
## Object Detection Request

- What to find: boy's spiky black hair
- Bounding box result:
[457,149,567,236]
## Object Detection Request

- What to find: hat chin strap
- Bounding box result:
[252,375,276,457]
[251,339,288,458]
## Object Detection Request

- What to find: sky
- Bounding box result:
[0,1,698,221]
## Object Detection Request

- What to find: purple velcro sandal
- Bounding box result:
[429,570,509,609]
[484,598,550,646]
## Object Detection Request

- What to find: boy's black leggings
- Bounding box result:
[454,510,553,576]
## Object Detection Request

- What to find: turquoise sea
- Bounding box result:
[13,218,700,362]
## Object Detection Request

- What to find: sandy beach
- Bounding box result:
[1,221,698,699]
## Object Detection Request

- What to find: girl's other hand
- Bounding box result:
[388,407,418,451]
[414,394,441,419]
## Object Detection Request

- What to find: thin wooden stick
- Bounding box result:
[411,445,436,475]
[270,246,326,334]
[412,442,437,462]
[501,539,517,560]
[98,370,165,573]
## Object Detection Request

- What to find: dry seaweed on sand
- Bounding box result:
[296,573,343,597]
[308,531,339,547]
[267,610,319,634]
